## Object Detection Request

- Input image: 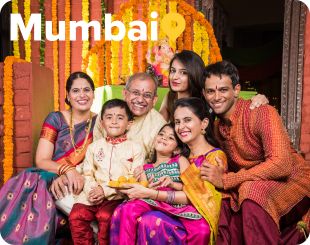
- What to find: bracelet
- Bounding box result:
[166,190,175,204]
[57,163,75,175]
[155,190,159,200]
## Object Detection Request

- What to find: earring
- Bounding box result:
[201,128,206,135]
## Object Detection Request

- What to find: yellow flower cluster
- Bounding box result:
[87,53,99,87]
[3,57,26,183]
[82,0,89,62]
[193,20,202,57]
[24,0,31,62]
[158,0,167,40]
[201,25,210,65]
[121,8,133,78]
[168,1,177,50]
[111,16,120,84]
[52,0,59,110]
[12,0,20,58]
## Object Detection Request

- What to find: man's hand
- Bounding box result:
[200,157,225,189]
[65,169,84,195]
[88,186,105,205]
[50,175,68,200]
[250,94,269,110]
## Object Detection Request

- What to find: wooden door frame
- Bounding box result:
[281,0,307,150]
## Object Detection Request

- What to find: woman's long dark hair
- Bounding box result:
[173,97,219,157]
[149,123,185,163]
[166,50,205,122]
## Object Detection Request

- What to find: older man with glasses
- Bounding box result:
[93,72,166,159]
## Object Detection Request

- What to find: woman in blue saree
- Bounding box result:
[0,71,97,244]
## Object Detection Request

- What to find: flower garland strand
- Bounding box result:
[3,57,26,182]
[39,0,45,65]
[52,0,59,110]
[201,25,210,65]
[193,20,202,57]
[159,0,167,40]
[81,0,90,68]
[105,41,111,84]
[65,0,71,81]
[141,0,148,72]
[168,1,177,51]
[121,8,132,78]
[12,0,20,58]
[24,0,31,62]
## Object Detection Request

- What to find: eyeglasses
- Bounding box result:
[127,89,155,100]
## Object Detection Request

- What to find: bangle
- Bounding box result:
[155,190,159,200]
[166,190,175,204]
[57,163,75,175]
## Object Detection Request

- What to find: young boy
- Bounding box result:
[69,99,145,245]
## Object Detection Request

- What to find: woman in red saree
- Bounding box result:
[0,72,97,244]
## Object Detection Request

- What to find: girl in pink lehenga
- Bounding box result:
[109,123,211,245]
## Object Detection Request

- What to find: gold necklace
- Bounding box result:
[69,110,92,155]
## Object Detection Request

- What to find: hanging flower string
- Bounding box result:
[12,0,20,58]
[65,0,71,81]
[24,0,31,62]
[3,57,26,183]
[52,0,59,110]
[81,0,90,68]
[39,0,45,65]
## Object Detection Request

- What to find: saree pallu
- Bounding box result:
[0,112,96,244]
[181,149,227,245]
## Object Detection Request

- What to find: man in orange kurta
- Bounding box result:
[201,60,310,245]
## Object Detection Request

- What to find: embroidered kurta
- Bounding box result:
[75,137,145,205]
[93,109,166,159]
[215,99,310,227]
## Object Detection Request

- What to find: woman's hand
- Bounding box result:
[120,183,154,200]
[50,175,69,200]
[88,186,105,205]
[65,169,84,195]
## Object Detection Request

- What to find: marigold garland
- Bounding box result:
[12,0,20,58]
[24,0,31,62]
[52,0,59,110]
[193,20,202,56]
[39,0,45,65]
[3,56,26,183]
[65,0,71,81]
[168,1,177,50]
[132,6,139,73]
[83,0,222,84]
[105,41,111,84]
[121,8,132,78]
[81,0,90,68]
[158,0,167,40]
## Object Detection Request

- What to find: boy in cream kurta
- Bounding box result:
[69,99,145,245]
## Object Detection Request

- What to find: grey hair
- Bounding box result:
[125,72,158,95]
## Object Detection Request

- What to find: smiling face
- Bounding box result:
[67,77,94,112]
[101,107,131,137]
[174,107,208,145]
[123,78,158,117]
[203,74,240,119]
[154,126,178,155]
[169,59,189,94]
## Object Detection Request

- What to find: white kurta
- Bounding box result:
[74,138,145,205]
